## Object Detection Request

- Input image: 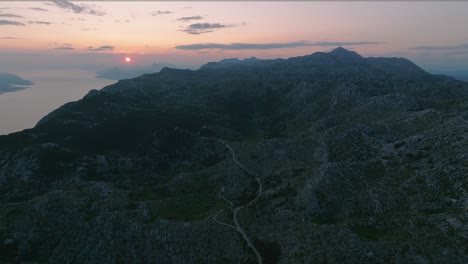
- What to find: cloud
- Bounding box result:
[0,13,23,18]
[176,41,383,50]
[28,7,48,12]
[28,21,52,25]
[0,37,26,39]
[181,23,233,35]
[0,20,25,26]
[87,46,114,51]
[81,28,97,31]
[151,10,173,16]
[314,41,384,46]
[410,44,468,51]
[50,0,106,16]
[176,15,203,22]
[54,46,75,50]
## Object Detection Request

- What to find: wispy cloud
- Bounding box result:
[314,41,384,46]
[151,10,173,16]
[410,44,468,51]
[0,13,23,18]
[50,0,106,16]
[0,20,25,26]
[28,7,48,12]
[0,37,26,39]
[176,15,203,22]
[88,45,114,52]
[54,46,75,50]
[28,21,52,25]
[81,28,97,31]
[180,23,233,35]
[176,41,383,50]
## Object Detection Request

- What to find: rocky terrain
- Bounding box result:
[0,47,467,263]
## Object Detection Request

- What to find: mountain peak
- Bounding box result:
[329,47,363,58]
[330,46,350,53]
[303,46,364,65]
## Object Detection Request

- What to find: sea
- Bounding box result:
[0,70,114,135]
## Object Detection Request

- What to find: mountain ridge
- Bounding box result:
[1,48,467,263]
[88,47,448,99]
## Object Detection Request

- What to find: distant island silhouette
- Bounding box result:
[0,73,33,94]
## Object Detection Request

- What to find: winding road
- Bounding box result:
[200,133,263,264]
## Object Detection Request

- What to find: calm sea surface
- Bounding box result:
[0,70,114,135]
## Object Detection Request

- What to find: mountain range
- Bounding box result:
[0,47,467,263]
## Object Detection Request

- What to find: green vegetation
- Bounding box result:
[128,171,222,221]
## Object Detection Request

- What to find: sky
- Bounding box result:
[0,1,467,76]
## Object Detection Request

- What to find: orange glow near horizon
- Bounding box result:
[0,1,467,71]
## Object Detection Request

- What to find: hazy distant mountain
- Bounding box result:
[95,62,198,80]
[0,73,33,94]
[1,48,467,263]
[435,70,468,82]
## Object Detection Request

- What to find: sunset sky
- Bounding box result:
[1,1,468,74]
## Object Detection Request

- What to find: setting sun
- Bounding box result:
[125,57,131,63]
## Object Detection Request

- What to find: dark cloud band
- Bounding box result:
[176,41,383,50]
[28,7,48,12]
[181,23,233,35]
[0,13,23,18]
[28,21,52,25]
[176,16,203,22]
[50,0,106,16]
[0,20,25,26]
[87,46,114,51]
[411,44,468,51]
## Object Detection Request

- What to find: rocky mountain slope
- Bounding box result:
[0,47,467,263]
